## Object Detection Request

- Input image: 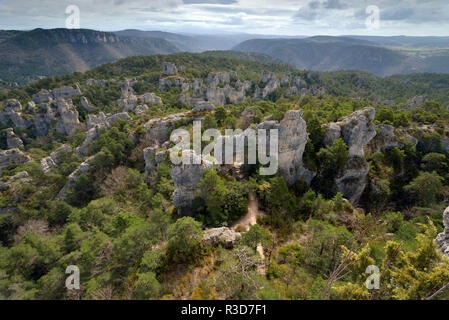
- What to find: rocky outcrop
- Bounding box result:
[324,108,377,204]
[368,124,400,152]
[0,149,31,172]
[338,108,376,158]
[33,99,80,136]
[144,112,191,145]
[206,72,230,86]
[54,99,80,135]
[276,110,310,185]
[202,227,242,249]
[80,96,94,113]
[56,157,93,200]
[0,100,33,129]
[32,85,81,103]
[143,147,167,181]
[138,93,163,107]
[6,128,24,149]
[436,206,449,257]
[0,171,31,191]
[171,150,213,214]
[162,62,178,76]
[40,145,72,173]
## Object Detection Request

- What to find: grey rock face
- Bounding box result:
[0,149,31,173]
[54,99,80,135]
[32,85,81,103]
[6,128,24,149]
[202,227,242,249]
[368,124,399,152]
[143,146,159,181]
[206,72,230,87]
[330,108,377,204]
[171,150,213,214]
[436,206,449,257]
[285,86,298,98]
[277,110,310,185]
[162,62,178,76]
[144,112,191,145]
[138,93,163,107]
[336,157,370,204]
[0,100,32,129]
[80,96,94,113]
[339,107,376,158]
[323,123,342,146]
[40,145,72,173]
[135,105,149,115]
[56,157,93,200]
[260,71,277,84]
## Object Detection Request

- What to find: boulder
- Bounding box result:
[202,227,242,249]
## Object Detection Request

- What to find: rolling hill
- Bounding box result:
[233,36,449,76]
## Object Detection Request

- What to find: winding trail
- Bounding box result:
[231,193,262,232]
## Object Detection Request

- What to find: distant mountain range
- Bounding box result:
[0,28,178,83]
[233,36,449,76]
[1,28,449,84]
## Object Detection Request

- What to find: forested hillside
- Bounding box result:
[0,52,448,300]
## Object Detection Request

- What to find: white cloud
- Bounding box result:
[0,0,448,36]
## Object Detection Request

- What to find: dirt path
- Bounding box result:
[231,193,263,232]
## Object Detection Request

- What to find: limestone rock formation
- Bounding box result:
[162,62,178,76]
[40,145,72,173]
[0,149,31,172]
[56,157,93,200]
[368,124,400,152]
[171,150,213,214]
[324,107,377,204]
[6,128,24,149]
[0,100,33,129]
[143,146,167,181]
[202,227,242,249]
[276,110,311,185]
[436,206,449,257]
[138,93,163,107]
[144,112,191,145]
[32,85,81,103]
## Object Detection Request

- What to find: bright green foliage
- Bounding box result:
[405,171,444,206]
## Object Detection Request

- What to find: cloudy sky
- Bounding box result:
[0,0,447,36]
